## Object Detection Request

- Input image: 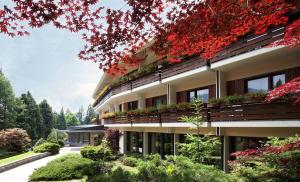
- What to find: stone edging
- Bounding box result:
[0,152,51,173]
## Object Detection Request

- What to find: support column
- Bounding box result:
[119,131,128,154]
[167,84,176,104]
[137,94,146,109]
[108,105,114,113]
[215,71,227,98]
[173,134,180,155]
[222,136,230,172]
[121,103,126,112]
[114,104,120,112]
[143,132,149,155]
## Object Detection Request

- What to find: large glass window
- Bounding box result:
[153,96,167,108]
[272,74,285,88]
[188,88,209,103]
[247,77,269,93]
[247,73,286,93]
[127,101,138,111]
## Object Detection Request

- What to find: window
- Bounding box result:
[188,88,209,103]
[247,73,286,93]
[247,77,268,93]
[272,74,285,88]
[127,101,138,111]
[153,96,167,108]
[119,104,122,112]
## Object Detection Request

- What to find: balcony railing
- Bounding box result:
[94,26,285,108]
[103,102,300,125]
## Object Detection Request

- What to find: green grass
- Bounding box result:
[0,151,37,166]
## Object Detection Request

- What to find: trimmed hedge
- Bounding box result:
[33,142,60,155]
[81,143,113,161]
[30,154,96,181]
[120,156,140,167]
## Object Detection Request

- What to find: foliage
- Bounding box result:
[84,104,96,124]
[120,156,141,167]
[30,154,96,181]
[80,142,113,161]
[58,140,65,147]
[104,129,120,152]
[1,0,299,74]
[180,99,203,135]
[0,128,31,153]
[0,149,17,160]
[33,138,45,148]
[225,95,246,104]
[56,108,67,130]
[0,71,16,129]
[65,112,80,127]
[33,142,60,155]
[46,128,58,143]
[135,154,234,182]
[87,166,135,182]
[76,106,85,125]
[178,135,221,166]
[266,76,300,103]
[230,135,300,182]
[209,92,268,106]
[39,99,54,138]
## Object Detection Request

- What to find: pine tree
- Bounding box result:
[0,71,16,129]
[76,106,85,125]
[15,97,29,131]
[84,105,96,124]
[57,108,67,130]
[20,92,43,140]
[39,99,54,138]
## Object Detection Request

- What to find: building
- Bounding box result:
[66,125,105,146]
[92,25,300,171]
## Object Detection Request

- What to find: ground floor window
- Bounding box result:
[230,136,266,154]
[148,133,174,158]
[127,131,143,154]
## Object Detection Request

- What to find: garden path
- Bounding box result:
[0,147,81,182]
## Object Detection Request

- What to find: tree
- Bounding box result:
[57,108,67,130]
[0,128,31,153]
[0,1,299,74]
[14,97,29,131]
[39,100,54,138]
[65,112,80,127]
[76,106,85,125]
[0,70,16,129]
[20,92,44,141]
[84,105,96,124]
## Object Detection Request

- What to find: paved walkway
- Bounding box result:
[0,147,81,182]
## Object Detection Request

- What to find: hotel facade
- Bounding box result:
[92,26,300,171]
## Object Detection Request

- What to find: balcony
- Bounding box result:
[94,26,285,108]
[103,102,300,126]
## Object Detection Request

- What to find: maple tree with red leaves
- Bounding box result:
[265,76,300,103]
[1,0,300,74]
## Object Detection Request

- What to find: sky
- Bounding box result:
[0,1,124,112]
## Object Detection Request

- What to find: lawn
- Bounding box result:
[0,151,38,166]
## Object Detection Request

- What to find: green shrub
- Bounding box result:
[0,149,17,159]
[87,167,136,182]
[58,140,65,147]
[33,138,45,148]
[46,129,58,143]
[120,156,140,167]
[81,143,113,161]
[33,142,60,155]
[225,95,246,104]
[210,98,226,106]
[30,154,96,181]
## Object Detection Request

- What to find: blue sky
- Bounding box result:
[0,1,124,112]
